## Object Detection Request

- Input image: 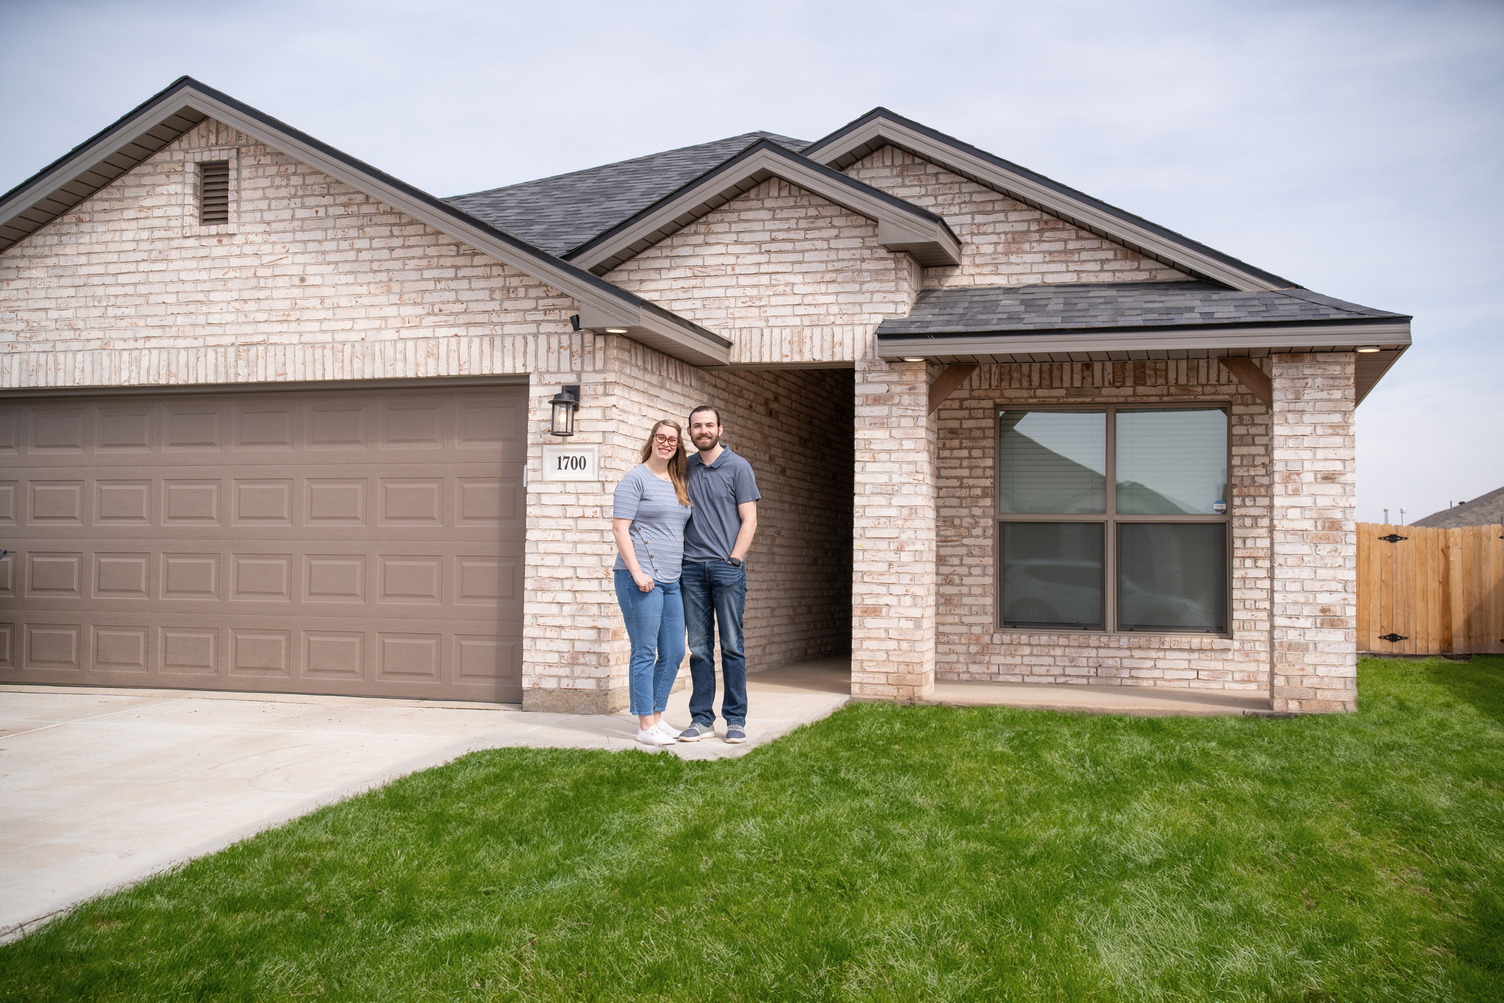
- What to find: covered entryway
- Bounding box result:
[0,382,526,701]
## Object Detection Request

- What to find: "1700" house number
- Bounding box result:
[541,444,598,482]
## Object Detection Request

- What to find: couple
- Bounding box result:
[611,405,760,749]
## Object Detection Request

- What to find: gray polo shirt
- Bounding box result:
[683,447,761,563]
[612,465,692,582]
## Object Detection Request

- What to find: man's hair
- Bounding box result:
[688,404,721,426]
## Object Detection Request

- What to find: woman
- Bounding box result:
[612,419,693,747]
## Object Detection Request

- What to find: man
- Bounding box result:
[676,404,760,744]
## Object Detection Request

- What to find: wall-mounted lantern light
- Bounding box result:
[549,385,580,437]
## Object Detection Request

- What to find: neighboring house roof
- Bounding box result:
[803,107,1296,293]
[446,132,806,255]
[0,76,732,366]
[1412,486,1504,528]
[566,139,962,274]
[876,282,1411,404]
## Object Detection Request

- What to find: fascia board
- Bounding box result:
[808,115,1288,293]
[569,143,960,273]
[876,321,1413,360]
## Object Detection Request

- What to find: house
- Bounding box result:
[0,78,1412,714]
[1412,487,1504,529]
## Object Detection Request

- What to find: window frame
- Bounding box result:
[993,403,1233,635]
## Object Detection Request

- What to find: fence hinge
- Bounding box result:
[1378,533,1408,543]
[1378,632,1408,643]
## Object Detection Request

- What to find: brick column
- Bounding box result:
[522,367,627,714]
[851,357,936,700]
[1269,353,1358,712]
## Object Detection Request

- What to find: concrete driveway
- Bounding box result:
[0,660,850,942]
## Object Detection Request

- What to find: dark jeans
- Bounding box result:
[681,560,747,727]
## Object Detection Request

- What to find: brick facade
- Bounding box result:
[845,146,1192,288]
[606,176,920,365]
[934,359,1274,691]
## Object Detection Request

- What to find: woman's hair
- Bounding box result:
[639,419,690,506]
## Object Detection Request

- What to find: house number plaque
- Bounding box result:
[541,444,599,482]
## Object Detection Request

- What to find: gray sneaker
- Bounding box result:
[676,722,714,742]
[725,724,746,744]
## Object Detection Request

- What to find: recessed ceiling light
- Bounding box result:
[901,356,925,362]
[603,327,628,334]
[1356,345,1382,353]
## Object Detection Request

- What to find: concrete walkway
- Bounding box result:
[0,657,1268,942]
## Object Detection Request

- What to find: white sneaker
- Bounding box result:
[636,727,675,747]
[651,721,681,741]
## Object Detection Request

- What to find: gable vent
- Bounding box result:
[199,160,230,225]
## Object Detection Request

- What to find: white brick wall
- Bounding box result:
[606,177,919,365]
[934,359,1276,692]
[844,146,1193,288]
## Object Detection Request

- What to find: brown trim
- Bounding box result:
[1217,357,1272,406]
[927,363,978,413]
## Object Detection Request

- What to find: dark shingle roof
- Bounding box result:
[1412,486,1504,528]
[877,282,1410,336]
[445,132,806,255]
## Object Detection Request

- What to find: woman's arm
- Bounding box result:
[612,517,655,592]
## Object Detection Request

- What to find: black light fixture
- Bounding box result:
[549,385,580,436]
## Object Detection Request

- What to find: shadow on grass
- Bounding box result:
[1427,654,1504,727]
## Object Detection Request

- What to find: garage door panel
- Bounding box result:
[0,384,525,701]
[98,406,153,452]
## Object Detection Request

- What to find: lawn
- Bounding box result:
[3,656,1501,1001]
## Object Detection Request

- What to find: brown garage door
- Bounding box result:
[0,383,526,702]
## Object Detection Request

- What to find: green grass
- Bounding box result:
[4,656,1502,1001]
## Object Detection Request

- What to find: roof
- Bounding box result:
[446,132,805,255]
[0,76,732,366]
[1412,486,1504,528]
[878,282,1408,335]
[875,282,1412,404]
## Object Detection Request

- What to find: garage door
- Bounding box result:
[0,383,526,702]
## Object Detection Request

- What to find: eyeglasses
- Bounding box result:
[653,434,679,446]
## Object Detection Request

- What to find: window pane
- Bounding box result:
[1001,523,1103,629]
[1118,523,1226,632]
[998,410,1105,514]
[1116,409,1228,514]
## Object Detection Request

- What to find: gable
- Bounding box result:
[805,108,1294,292]
[845,145,1193,289]
[605,176,920,364]
[0,77,729,366]
[1,119,580,349]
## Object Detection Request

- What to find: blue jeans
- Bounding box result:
[681,560,747,727]
[614,571,685,718]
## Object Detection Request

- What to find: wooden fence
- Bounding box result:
[1358,522,1504,656]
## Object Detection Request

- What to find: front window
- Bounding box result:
[997,406,1229,633]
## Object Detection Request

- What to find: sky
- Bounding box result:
[1,0,1499,525]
